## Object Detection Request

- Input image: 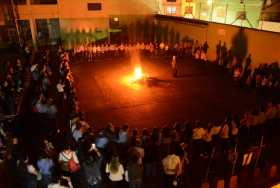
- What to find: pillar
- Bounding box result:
[29,18,37,48]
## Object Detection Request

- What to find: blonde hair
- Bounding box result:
[109,156,120,174]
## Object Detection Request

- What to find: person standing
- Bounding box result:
[171,56,178,77]
[37,153,54,188]
[58,144,80,188]
[244,54,252,71]
[125,154,143,188]
[202,41,209,55]
[216,41,222,64]
[221,42,227,66]
[105,155,124,188]
[162,148,180,188]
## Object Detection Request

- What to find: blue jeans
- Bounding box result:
[41,174,52,188]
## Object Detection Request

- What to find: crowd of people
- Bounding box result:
[70,40,201,63]
[71,39,280,94]
[214,41,280,91]
[0,40,279,188]
[0,54,27,115]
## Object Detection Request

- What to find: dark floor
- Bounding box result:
[72,56,268,130]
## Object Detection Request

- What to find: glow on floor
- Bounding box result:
[121,65,147,90]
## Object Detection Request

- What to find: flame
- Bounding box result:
[134,66,143,80]
[121,65,146,90]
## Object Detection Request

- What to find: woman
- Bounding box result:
[58,144,79,175]
[105,155,124,188]
[58,144,80,188]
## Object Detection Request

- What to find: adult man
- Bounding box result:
[171,56,178,77]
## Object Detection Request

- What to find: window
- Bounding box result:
[17,20,32,41]
[35,19,49,41]
[167,6,176,15]
[167,0,176,2]
[109,17,120,28]
[88,3,102,11]
[31,0,57,4]
[14,0,27,4]
[185,6,193,14]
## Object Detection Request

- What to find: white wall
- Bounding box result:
[57,0,159,19]
[259,21,280,33]
[17,4,59,20]
[158,18,280,68]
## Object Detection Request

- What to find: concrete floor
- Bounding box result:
[72,56,266,130]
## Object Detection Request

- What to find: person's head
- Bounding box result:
[75,121,82,130]
[63,143,71,151]
[152,127,159,135]
[86,149,99,164]
[142,128,148,136]
[43,139,48,145]
[16,58,21,65]
[109,155,120,173]
[135,138,141,147]
[130,152,139,164]
[47,98,54,105]
[122,124,128,132]
[12,137,18,145]
[107,123,115,133]
[132,128,138,137]
[59,177,69,187]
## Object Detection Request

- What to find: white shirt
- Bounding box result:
[48,184,69,188]
[57,83,65,93]
[192,127,206,140]
[210,125,221,135]
[134,146,144,164]
[105,163,124,181]
[220,124,229,139]
[58,150,79,164]
[27,164,37,175]
[203,132,212,142]
[162,154,180,175]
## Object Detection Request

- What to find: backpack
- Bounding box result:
[68,153,80,173]
[61,152,80,173]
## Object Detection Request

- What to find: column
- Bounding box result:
[29,18,37,47]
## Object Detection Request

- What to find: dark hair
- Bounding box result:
[122,124,128,131]
[60,177,69,186]
[63,143,71,150]
[85,150,99,165]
